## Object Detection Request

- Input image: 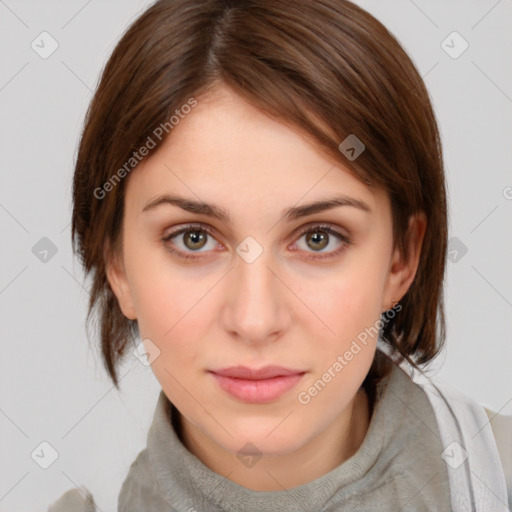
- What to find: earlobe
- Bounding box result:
[104,240,137,321]
[382,212,427,312]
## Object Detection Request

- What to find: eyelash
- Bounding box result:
[161,223,352,262]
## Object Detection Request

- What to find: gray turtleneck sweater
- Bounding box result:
[47,362,512,511]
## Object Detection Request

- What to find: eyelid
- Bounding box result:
[162,223,218,242]
[293,221,349,238]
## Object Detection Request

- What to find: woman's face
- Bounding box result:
[107,84,424,460]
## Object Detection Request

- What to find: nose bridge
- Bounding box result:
[222,244,289,344]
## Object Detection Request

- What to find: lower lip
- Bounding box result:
[209,372,305,403]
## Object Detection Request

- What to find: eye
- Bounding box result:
[293,224,351,260]
[161,224,220,262]
[161,223,352,263]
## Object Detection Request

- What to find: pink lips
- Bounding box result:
[208,365,306,403]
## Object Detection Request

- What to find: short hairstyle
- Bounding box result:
[71,0,447,389]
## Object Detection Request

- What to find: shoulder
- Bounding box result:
[47,485,96,512]
[390,362,511,507]
[119,447,153,493]
[117,448,171,511]
[484,407,512,506]
[423,373,512,507]
[46,450,161,512]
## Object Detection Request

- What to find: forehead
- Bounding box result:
[125,84,388,218]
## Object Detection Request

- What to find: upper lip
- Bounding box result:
[209,365,306,380]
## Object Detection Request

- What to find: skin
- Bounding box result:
[106,83,426,491]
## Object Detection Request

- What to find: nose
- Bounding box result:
[220,248,291,346]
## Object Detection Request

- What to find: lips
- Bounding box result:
[210,365,305,379]
[208,365,306,403]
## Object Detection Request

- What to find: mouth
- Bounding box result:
[208,365,306,403]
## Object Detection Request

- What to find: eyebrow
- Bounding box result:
[141,194,372,222]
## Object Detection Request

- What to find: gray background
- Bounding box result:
[1,0,511,510]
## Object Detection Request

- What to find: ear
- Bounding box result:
[382,211,427,312]
[104,239,137,320]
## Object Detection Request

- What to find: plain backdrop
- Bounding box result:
[1,0,511,510]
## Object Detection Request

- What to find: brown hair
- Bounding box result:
[71,0,448,390]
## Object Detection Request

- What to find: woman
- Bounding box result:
[48,0,511,510]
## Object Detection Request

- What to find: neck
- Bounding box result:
[174,386,372,491]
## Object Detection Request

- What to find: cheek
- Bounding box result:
[296,270,383,413]
[133,275,209,344]
[122,235,203,335]
[307,262,386,343]
[132,274,207,392]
